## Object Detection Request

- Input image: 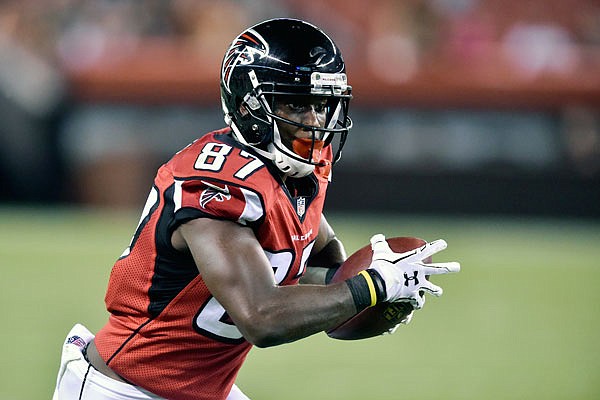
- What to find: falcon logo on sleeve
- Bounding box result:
[199,181,231,208]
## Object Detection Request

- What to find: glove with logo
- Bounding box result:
[367,234,460,310]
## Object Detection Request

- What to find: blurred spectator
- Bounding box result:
[365,1,422,84]
[0,1,66,202]
[167,0,262,73]
[573,2,600,73]
[436,1,499,70]
[501,21,580,79]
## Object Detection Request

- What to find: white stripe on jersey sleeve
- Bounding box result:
[238,188,264,225]
[120,187,159,258]
[173,179,183,212]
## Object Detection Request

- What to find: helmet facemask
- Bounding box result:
[230,70,352,177]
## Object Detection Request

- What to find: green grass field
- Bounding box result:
[1,207,599,399]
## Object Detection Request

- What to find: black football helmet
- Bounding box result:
[220,18,352,177]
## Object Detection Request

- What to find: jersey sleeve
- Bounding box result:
[172,178,265,228]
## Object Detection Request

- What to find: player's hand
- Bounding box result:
[367,234,460,309]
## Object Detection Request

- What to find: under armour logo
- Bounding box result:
[403,271,419,287]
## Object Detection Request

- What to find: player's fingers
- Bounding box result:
[422,261,461,275]
[412,294,425,310]
[370,234,392,254]
[410,239,448,261]
[420,281,444,297]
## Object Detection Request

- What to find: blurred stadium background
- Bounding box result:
[0,0,599,399]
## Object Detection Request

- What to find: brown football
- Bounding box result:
[326,237,430,340]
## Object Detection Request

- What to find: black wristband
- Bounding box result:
[345,274,373,312]
[345,269,387,312]
[365,269,387,303]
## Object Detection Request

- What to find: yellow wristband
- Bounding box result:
[358,270,377,307]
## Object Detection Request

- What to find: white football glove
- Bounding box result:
[367,234,460,310]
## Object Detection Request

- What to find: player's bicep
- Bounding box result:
[177,218,276,329]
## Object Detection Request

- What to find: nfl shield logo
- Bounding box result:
[296,197,306,218]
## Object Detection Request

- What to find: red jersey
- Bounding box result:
[94,128,332,400]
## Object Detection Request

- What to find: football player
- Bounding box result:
[53,18,459,400]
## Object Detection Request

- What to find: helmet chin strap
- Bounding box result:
[229,118,315,178]
[269,143,315,178]
[270,123,316,178]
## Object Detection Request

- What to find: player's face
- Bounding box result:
[273,96,328,162]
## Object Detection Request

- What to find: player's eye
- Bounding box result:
[313,102,327,113]
[286,102,328,114]
[286,103,308,113]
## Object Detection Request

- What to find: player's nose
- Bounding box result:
[300,106,322,128]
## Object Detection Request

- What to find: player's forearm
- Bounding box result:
[237,282,357,347]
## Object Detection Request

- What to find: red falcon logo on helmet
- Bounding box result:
[221,29,270,93]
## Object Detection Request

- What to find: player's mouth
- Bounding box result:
[292,137,325,163]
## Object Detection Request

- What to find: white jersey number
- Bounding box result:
[193,242,315,343]
[194,142,264,179]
